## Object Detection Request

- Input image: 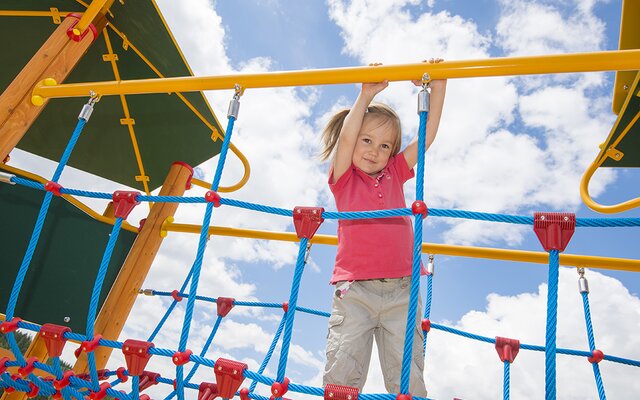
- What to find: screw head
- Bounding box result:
[64,317,70,323]
[540,215,545,221]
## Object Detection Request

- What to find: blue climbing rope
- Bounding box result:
[581,291,606,399]
[545,249,559,400]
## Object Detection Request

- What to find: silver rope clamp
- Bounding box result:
[303,242,313,265]
[227,84,243,119]
[0,172,16,185]
[417,73,430,114]
[427,254,435,276]
[78,91,100,121]
[139,288,155,296]
[577,267,589,293]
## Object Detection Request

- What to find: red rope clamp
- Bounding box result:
[217,297,235,317]
[17,357,39,377]
[205,190,222,207]
[171,290,183,302]
[26,382,39,398]
[112,191,141,219]
[282,302,289,313]
[588,349,604,364]
[396,394,412,400]
[198,382,219,400]
[65,13,99,43]
[293,207,324,239]
[138,371,160,391]
[0,357,11,374]
[172,349,193,366]
[116,367,128,383]
[0,317,22,333]
[271,377,290,398]
[122,339,154,376]
[240,388,250,400]
[44,181,63,196]
[88,382,111,400]
[421,318,431,333]
[75,335,102,358]
[54,371,75,390]
[495,336,520,363]
[411,201,428,219]
[533,212,576,252]
[324,383,359,400]
[40,324,71,357]
[214,358,248,398]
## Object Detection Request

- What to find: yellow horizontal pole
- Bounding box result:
[32,50,640,101]
[165,223,640,273]
[0,10,73,17]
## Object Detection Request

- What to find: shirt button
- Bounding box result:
[378,193,383,198]
[374,183,379,187]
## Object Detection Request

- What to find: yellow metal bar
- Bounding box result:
[165,223,640,273]
[0,163,139,233]
[32,50,640,101]
[73,0,110,35]
[0,10,73,17]
[190,143,251,193]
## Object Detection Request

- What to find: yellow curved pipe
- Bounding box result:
[580,159,640,214]
[189,143,251,193]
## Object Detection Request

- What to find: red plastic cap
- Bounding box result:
[54,371,75,390]
[65,13,98,43]
[421,318,431,333]
[18,357,39,377]
[324,383,359,400]
[240,387,250,400]
[396,394,412,400]
[122,339,155,376]
[171,290,183,302]
[0,317,22,333]
[411,201,428,218]
[40,324,71,357]
[112,191,141,219]
[88,382,111,400]
[293,207,324,239]
[588,349,604,364]
[44,181,63,196]
[172,161,194,190]
[217,297,235,317]
[138,371,160,391]
[282,302,289,313]
[495,336,520,363]
[79,334,103,355]
[116,367,128,383]
[271,377,290,398]
[199,382,219,400]
[533,212,576,252]
[172,349,193,366]
[26,382,39,398]
[214,358,248,398]
[205,190,222,207]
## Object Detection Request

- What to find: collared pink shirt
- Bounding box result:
[329,153,426,283]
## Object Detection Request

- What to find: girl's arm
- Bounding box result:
[331,81,388,183]
[402,78,447,169]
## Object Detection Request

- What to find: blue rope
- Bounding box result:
[131,375,140,400]
[581,292,606,399]
[503,360,510,400]
[250,314,287,393]
[148,266,196,342]
[276,238,310,383]
[423,273,433,354]
[544,249,559,400]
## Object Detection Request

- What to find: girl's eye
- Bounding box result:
[362,138,371,144]
[381,144,390,149]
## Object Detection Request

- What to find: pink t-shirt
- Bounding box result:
[329,153,426,283]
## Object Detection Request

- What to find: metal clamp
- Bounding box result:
[227,84,243,119]
[0,172,16,185]
[426,254,435,276]
[417,73,430,114]
[577,267,589,293]
[78,90,100,121]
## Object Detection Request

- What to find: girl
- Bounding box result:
[320,63,446,396]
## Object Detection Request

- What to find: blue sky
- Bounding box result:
[8,1,639,399]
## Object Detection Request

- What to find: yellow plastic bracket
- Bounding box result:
[122,35,130,50]
[160,216,174,238]
[135,175,150,183]
[50,7,62,24]
[120,118,136,126]
[604,147,625,162]
[31,78,58,106]
[102,54,119,62]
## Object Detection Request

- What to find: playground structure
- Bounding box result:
[1,1,640,400]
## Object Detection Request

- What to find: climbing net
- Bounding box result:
[1,88,640,400]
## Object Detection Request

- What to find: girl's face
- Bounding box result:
[352,115,398,176]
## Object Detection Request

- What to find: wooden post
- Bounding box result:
[73,162,193,373]
[0,13,106,162]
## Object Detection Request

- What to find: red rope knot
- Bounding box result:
[421,318,431,333]
[214,358,248,399]
[216,297,235,317]
[205,190,222,207]
[112,191,141,219]
[17,357,39,377]
[116,367,128,383]
[495,336,520,363]
[40,323,71,358]
[588,349,604,364]
[88,382,111,400]
[26,382,39,398]
[122,339,155,376]
[324,383,359,400]
[271,377,290,398]
[240,387,250,400]
[0,317,22,333]
[44,181,63,196]
[75,334,102,358]
[533,212,576,252]
[198,382,219,400]
[54,371,75,390]
[411,200,428,219]
[171,290,183,302]
[293,207,324,239]
[172,349,193,366]
[282,302,289,313]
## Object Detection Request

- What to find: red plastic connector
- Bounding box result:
[88,382,111,400]
[171,290,183,302]
[533,212,576,252]
[116,367,128,382]
[411,201,428,219]
[138,371,160,391]
[18,357,38,377]
[112,191,141,219]
[172,350,193,366]
[588,349,604,364]
[421,318,431,333]
[205,190,222,207]
[0,317,22,333]
[65,13,98,43]
[76,335,102,357]
[0,357,11,374]
[44,181,63,196]
[54,371,75,390]
[324,383,359,400]
[140,395,151,400]
[52,390,63,399]
[214,358,248,398]
[495,337,520,363]
[217,297,235,317]
[240,387,250,400]
[26,382,39,398]
[396,394,412,400]
[173,161,194,190]
[271,377,290,398]
[122,339,154,376]
[282,302,289,313]
[293,207,324,239]
[40,324,71,357]
[198,382,219,400]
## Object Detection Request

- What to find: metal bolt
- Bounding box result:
[328,393,333,398]
[563,216,568,221]
[623,84,629,91]
[540,215,545,221]
[64,317,71,323]
[616,153,621,158]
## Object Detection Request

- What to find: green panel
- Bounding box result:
[1,1,224,191]
[602,71,640,168]
[0,183,137,333]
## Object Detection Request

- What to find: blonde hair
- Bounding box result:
[320,103,402,161]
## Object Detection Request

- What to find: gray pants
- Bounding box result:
[323,277,427,396]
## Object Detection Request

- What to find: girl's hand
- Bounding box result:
[412,58,446,87]
[361,63,388,99]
